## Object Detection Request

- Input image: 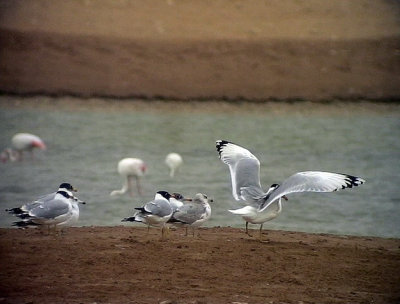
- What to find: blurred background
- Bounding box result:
[0,1,399,238]
[0,0,399,100]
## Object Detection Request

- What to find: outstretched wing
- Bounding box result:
[216,140,265,201]
[259,171,365,211]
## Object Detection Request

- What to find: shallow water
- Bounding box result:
[1,97,399,238]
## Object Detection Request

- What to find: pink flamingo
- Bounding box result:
[1,133,46,162]
[110,158,147,197]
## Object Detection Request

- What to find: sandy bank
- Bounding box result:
[0,226,399,303]
[0,0,399,101]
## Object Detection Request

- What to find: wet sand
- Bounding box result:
[0,226,399,304]
[1,95,400,117]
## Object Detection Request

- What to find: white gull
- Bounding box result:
[216,140,365,239]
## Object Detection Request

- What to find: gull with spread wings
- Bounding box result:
[216,140,365,239]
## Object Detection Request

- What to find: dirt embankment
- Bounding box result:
[0,226,399,304]
[0,0,399,101]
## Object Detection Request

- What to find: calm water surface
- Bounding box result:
[1,97,399,238]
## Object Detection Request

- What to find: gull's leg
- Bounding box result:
[259,224,264,241]
[245,222,253,237]
[50,224,57,236]
[161,225,168,241]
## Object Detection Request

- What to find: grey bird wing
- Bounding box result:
[259,171,366,212]
[29,199,71,219]
[172,203,205,225]
[144,199,172,217]
[21,192,56,212]
[35,192,57,202]
[216,140,265,202]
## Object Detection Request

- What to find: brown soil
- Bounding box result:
[0,226,399,304]
[0,0,400,101]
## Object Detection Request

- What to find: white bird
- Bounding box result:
[9,183,85,233]
[1,133,46,162]
[169,193,212,236]
[216,140,365,239]
[168,193,189,212]
[122,191,174,240]
[110,158,147,197]
[165,153,183,177]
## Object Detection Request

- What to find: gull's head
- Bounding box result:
[194,193,214,204]
[267,184,288,200]
[59,183,77,192]
[172,193,192,202]
[58,183,78,192]
[267,183,280,193]
[157,190,172,201]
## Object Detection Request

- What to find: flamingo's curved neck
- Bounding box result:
[276,198,283,214]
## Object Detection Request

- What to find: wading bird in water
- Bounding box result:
[110,158,147,197]
[1,133,46,162]
[216,140,365,240]
[165,152,183,177]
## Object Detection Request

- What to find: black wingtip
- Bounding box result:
[6,207,24,215]
[341,174,365,189]
[216,140,231,156]
[12,220,38,228]
[122,216,136,222]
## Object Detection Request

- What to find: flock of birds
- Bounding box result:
[4,133,366,240]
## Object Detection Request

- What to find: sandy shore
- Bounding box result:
[1,95,400,117]
[1,0,400,101]
[0,226,399,304]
